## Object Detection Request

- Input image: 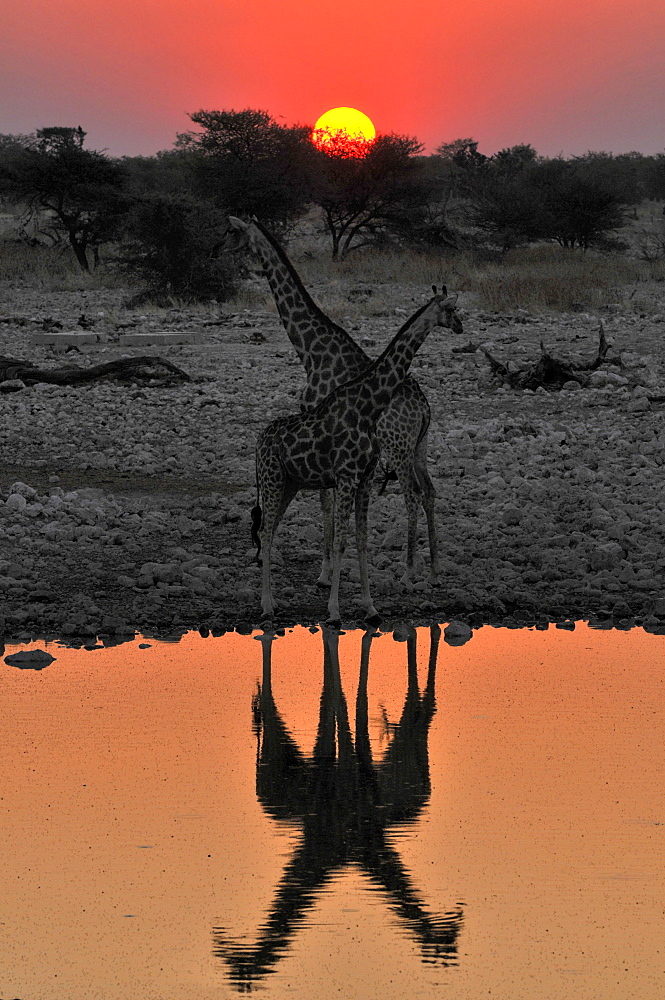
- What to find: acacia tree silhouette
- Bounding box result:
[312,133,427,258]
[213,626,463,991]
[0,126,126,271]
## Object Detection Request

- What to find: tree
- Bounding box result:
[311,133,428,258]
[490,143,539,175]
[531,158,628,250]
[462,146,540,252]
[121,148,198,199]
[0,133,30,175]
[177,109,315,228]
[464,149,629,253]
[468,173,542,252]
[0,127,127,271]
[571,151,642,205]
[434,137,488,202]
[641,153,665,201]
[436,137,487,172]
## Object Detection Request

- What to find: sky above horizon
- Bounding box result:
[2,0,665,158]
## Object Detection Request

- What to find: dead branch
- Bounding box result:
[0,355,190,387]
[481,322,622,391]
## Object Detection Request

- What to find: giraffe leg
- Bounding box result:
[259,473,298,618]
[394,464,422,585]
[327,481,354,624]
[413,433,442,584]
[316,489,334,587]
[355,475,379,620]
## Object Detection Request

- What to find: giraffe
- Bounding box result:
[254,288,461,622]
[224,216,464,585]
[213,625,463,990]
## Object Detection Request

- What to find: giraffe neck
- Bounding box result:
[249,221,368,376]
[368,299,439,398]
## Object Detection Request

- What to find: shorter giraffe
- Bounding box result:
[254,288,460,621]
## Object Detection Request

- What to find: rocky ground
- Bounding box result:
[1,278,665,643]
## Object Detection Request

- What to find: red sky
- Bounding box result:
[2,0,665,157]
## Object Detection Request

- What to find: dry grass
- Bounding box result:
[228,285,276,313]
[3,231,664,316]
[284,248,467,319]
[467,246,652,312]
[0,240,74,283]
[297,243,665,314]
[298,248,461,286]
[0,239,123,290]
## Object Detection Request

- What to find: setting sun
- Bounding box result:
[312,107,376,156]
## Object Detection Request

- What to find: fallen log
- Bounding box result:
[481,323,622,390]
[0,316,31,327]
[0,355,191,387]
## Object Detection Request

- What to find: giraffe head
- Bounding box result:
[221,216,260,254]
[431,285,464,335]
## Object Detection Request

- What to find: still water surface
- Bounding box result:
[1,624,663,999]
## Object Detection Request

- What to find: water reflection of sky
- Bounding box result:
[1,624,663,999]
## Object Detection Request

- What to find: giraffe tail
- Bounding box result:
[378,466,398,495]
[250,465,263,566]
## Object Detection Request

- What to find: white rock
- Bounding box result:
[589,542,624,571]
[9,482,37,498]
[5,493,27,511]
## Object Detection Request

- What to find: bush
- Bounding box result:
[117,193,240,304]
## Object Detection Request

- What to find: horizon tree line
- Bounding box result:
[1,111,665,301]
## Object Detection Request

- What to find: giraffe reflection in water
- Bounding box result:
[214,625,463,990]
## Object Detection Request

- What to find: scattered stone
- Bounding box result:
[5,493,28,511]
[0,286,664,633]
[589,542,624,571]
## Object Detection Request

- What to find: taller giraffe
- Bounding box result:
[224,216,463,584]
[255,289,460,621]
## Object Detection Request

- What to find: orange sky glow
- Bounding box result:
[1,0,665,157]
